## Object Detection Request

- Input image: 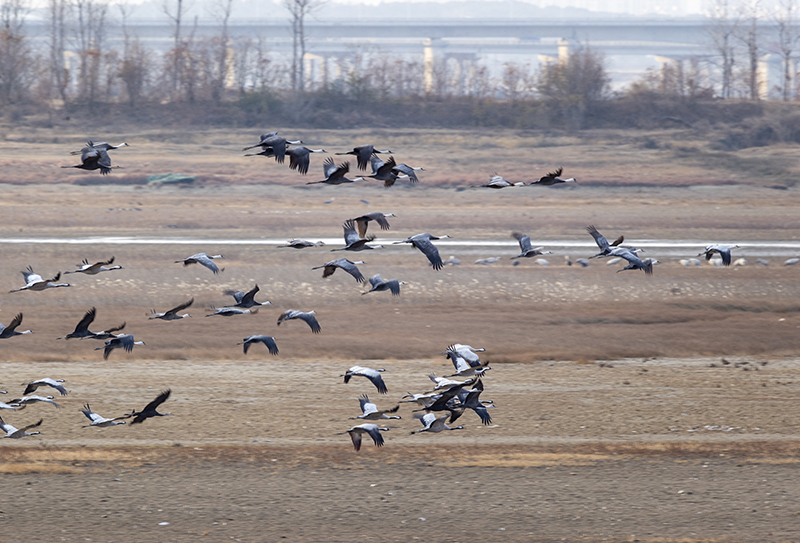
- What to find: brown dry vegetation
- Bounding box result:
[1,125,800,542]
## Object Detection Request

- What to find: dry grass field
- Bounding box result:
[1,125,800,542]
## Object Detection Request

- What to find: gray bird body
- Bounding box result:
[175,253,224,274]
[64,256,122,275]
[238,335,279,355]
[511,232,552,259]
[394,233,449,270]
[277,310,321,333]
[313,259,366,283]
[0,416,42,438]
[10,267,70,293]
[0,313,32,338]
[149,298,193,320]
[362,274,404,296]
[337,423,389,450]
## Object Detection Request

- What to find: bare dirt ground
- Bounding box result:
[2,126,800,542]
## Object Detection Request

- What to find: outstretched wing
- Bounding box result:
[586,225,610,251]
[167,298,194,315]
[511,232,533,253]
[299,312,321,334]
[413,237,443,271]
[342,219,361,246]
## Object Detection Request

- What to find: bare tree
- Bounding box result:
[208,0,233,104]
[162,0,192,99]
[736,0,761,100]
[73,0,107,104]
[536,46,609,127]
[47,0,69,105]
[775,0,798,100]
[118,5,151,107]
[707,0,738,98]
[0,0,32,104]
[284,0,322,92]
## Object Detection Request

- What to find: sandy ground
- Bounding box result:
[2,128,800,542]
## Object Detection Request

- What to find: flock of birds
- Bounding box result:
[7,132,796,447]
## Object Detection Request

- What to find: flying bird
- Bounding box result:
[285,146,326,175]
[205,307,259,317]
[224,284,271,308]
[23,378,68,396]
[394,233,449,270]
[475,173,523,189]
[149,298,193,320]
[57,307,98,339]
[62,145,120,175]
[335,145,392,171]
[9,395,60,409]
[129,389,172,424]
[606,247,657,276]
[307,158,364,185]
[530,167,576,185]
[332,219,382,252]
[0,417,42,438]
[391,163,423,183]
[698,244,739,267]
[342,366,388,394]
[362,274,404,296]
[365,155,407,187]
[237,335,279,355]
[337,423,389,451]
[80,404,129,427]
[10,267,71,292]
[278,239,325,249]
[95,334,146,360]
[0,313,32,339]
[353,212,395,239]
[351,394,401,420]
[174,253,224,274]
[411,413,463,434]
[312,258,366,283]
[64,257,122,275]
[277,310,321,333]
[587,225,624,258]
[511,232,552,259]
[70,140,129,155]
[242,132,302,163]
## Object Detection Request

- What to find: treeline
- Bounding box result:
[4,0,800,143]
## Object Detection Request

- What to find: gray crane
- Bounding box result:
[332,219,382,251]
[64,256,122,275]
[129,389,172,424]
[445,344,491,378]
[205,307,258,317]
[394,233,450,270]
[307,158,364,185]
[277,310,321,333]
[362,274,404,296]
[286,146,326,175]
[70,140,129,155]
[337,423,389,451]
[342,366,388,394]
[9,395,59,409]
[698,244,739,267]
[366,155,407,187]
[10,267,71,292]
[80,404,129,427]
[392,163,423,183]
[475,173,524,188]
[149,298,193,320]
[411,413,463,434]
[237,335,279,355]
[353,212,395,238]
[23,378,67,396]
[511,232,552,259]
[0,313,31,339]
[174,253,224,274]
[312,258,366,283]
[606,247,657,276]
[224,284,271,308]
[587,225,624,258]
[62,145,120,175]
[0,417,42,438]
[530,167,576,185]
[335,145,393,171]
[278,239,325,249]
[95,334,146,360]
[351,394,401,420]
[242,132,302,163]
